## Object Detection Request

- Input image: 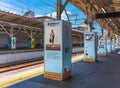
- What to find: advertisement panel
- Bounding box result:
[45,51,62,73]
[45,22,61,50]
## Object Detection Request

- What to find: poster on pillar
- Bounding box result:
[44,20,72,81]
[45,21,60,50]
[98,35,107,56]
[11,37,16,49]
[84,32,97,62]
[107,37,112,53]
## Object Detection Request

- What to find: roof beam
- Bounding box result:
[96,12,120,19]
[110,3,120,7]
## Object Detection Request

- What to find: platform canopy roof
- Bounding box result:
[0,10,43,30]
[0,10,84,36]
[70,0,120,35]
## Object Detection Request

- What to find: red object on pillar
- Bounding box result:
[64,68,67,73]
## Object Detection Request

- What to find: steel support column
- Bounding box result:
[57,0,69,20]
[57,0,62,20]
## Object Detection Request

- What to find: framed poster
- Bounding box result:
[45,22,61,50]
[85,33,94,41]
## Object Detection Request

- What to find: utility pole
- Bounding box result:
[57,0,62,20]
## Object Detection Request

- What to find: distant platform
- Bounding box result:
[0,48,43,55]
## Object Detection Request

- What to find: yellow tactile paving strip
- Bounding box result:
[0,54,83,88]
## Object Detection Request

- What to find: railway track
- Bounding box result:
[0,53,82,74]
[0,60,44,73]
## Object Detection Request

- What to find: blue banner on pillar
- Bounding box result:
[8,37,16,49]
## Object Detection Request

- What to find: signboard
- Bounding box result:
[44,20,72,80]
[98,35,107,56]
[84,32,97,62]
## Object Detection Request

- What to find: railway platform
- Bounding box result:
[2,48,119,88]
[0,53,84,88]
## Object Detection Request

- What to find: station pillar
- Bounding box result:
[107,37,112,53]
[44,20,72,81]
[8,36,16,49]
[84,32,98,62]
[98,35,107,56]
[28,37,35,49]
[115,35,120,48]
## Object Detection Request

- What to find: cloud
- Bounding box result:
[47,12,56,18]
[47,11,72,20]
[9,11,17,14]
[0,1,21,15]
[35,11,72,20]
[35,14,44,17]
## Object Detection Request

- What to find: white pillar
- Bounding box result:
[107,37,112,53]
[44,20,72,80]
[98,35,107,56]
[84,32,98,62]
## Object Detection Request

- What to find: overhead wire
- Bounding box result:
[49,0,56,4]
[0,0,86,26]
[38,0,56,9]
[15,0,56,13]
[0,4,23,13]
[15,0,43,11]
[0,0,57,15]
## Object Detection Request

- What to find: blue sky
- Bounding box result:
[0,0,101,32]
